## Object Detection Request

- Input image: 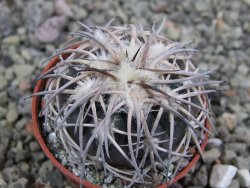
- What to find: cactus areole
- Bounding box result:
[32,21,218,188]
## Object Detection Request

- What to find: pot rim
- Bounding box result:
[32,47,210,188]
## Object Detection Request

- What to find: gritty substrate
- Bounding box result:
[0,0,250,188]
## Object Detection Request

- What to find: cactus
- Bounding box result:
[32,20,220,187]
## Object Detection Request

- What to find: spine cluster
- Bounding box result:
[32,20,220,187]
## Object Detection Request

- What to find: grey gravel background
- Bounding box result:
[0,0,250,187]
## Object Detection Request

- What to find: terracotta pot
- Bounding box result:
[32,48,211,188]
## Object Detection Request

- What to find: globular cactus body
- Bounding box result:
[33,20,219,187]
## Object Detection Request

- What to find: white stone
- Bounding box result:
[237,169,250,187]
[209,164,238,188]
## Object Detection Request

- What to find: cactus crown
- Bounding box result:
[33,20,219,187]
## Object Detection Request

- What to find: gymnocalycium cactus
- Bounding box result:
[32,19,221,187]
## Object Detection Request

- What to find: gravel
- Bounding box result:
[228,179,240,188]
[25,0,54,32]
[217,112,237,131]
[0,75,8,90]
[203,148,222,164]
[0,5,14,37]
[206,138,223,149]
[192,165,208,187]
[237,169,250,187]
[222,150,237,164]
[226,142,248,155]
[232,156,250,169]
[0,106,7,120]
[35,16,68,43]
[0,0,249,187]
[0,91,8,105]
[8,177,29,188]
[0,155,5,169]
[6,102,18,124]
[13,64,35,79]
[209,164,238,188]
[2,166,22,183]
[0,172,7,187]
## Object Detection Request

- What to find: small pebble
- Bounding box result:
[2,166,21,183]
[244,0,250,5]
[0,106,7,119]
[55,0,73,17]
[232,157,250,169]
[6,102,18,124]
[38,161,54,180]
[0,75,8,90]
[237,169,250,187]
[29,141,41,152]
[207,138,223,149]
[17,27,26,35]
[72,5,88,20]
[0,172,7,186]
[217,112,237,131]
[228,179,240,188]
[0,155,4,169]
[193,165,208,186]
[35,16,68,43]
[13,64,35,78]
[222,150,237,163]
[2,35,20,45]
[165,21,181,40]
[18,162,30,174]
[209,164,237,188]
[194,1,209,12]
[226,142,247,154]
[8,177,29,188]
[21,49,32,61]
[204,148,221,164]
[15,118,28,130]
